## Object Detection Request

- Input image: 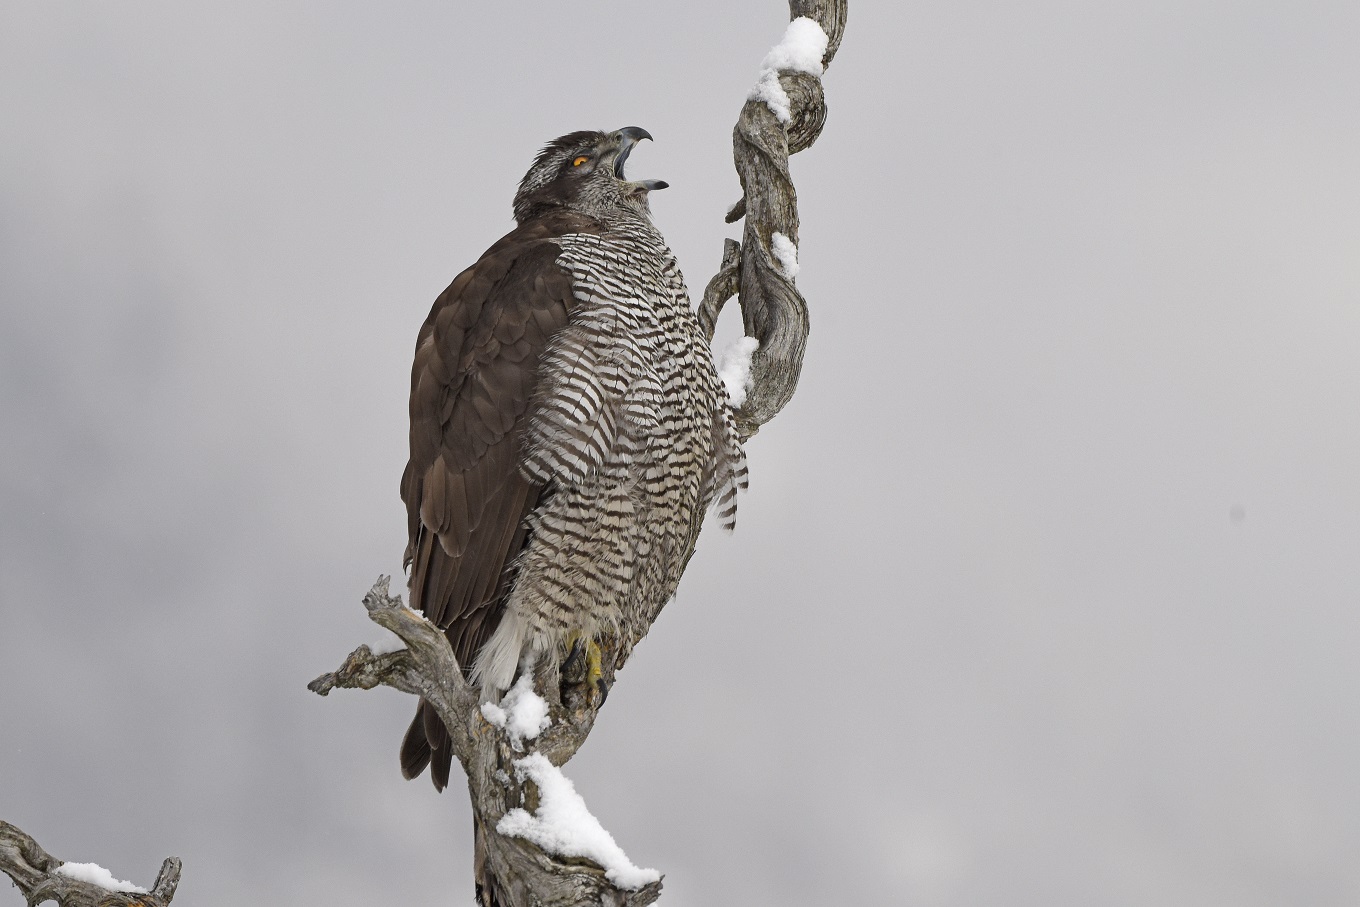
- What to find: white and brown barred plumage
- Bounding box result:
[399,128,746,789]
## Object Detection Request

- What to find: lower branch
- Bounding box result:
[0,822,179,907]
[310,577,661,907]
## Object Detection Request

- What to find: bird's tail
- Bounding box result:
[471,608,528,697]
[400,699,453,791]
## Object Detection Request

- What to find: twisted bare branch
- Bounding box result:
[700,0,848,440]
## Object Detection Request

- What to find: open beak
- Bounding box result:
[613,126,669,191]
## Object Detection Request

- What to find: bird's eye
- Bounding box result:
[572,155,590,167]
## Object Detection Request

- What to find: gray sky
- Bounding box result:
[3,2,1358,905]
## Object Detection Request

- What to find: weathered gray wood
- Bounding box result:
[697,238,742,342]
[0,821,179,907]
[700,0,847,441]
[309,577,659,907]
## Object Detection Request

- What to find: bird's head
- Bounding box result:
[512,127,669,224]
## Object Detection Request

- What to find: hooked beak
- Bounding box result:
[613,126,668,191]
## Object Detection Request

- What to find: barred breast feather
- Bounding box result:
[473,210,746,692]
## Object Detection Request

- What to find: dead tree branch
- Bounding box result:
[700,0,848,441]
[0,822,179,907]
[309,578,658,907]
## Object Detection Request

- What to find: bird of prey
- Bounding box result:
[399,127,747,790]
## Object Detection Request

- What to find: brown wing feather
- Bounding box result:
[399,211,598,789]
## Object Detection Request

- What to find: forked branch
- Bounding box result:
[309,578,659,907]
[0,822,179,907]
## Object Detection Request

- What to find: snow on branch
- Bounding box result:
[748,17,830,124]
[715,336,761,408]
[699,0,847,441]
[309,577,661,907]
[497,754,660,891]
[53,864,146,894]
[480,673,552,750]
[0,821,180,907]
[770,232,800,281]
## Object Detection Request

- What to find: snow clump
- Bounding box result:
[748,17,829,123]
[55,863,146,894]
[770,232,800,280]
[714,336,760,408]
[497,753,660,890]
[480,672,551,748]
[367,627,406,656]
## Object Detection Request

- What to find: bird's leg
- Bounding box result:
[561,637,587,685]
[559,633,606,705]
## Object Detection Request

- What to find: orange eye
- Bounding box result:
[572,155,590,167]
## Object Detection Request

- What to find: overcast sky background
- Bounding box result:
[3,2,1359,905]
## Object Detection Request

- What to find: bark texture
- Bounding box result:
[309,578,660,907]
[700,0,848,441]
[0,822,180,907]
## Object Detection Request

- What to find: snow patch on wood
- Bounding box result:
[498,753,660,890]
[748,17,829,123]
[714,337,761,408]
[55,862,147,894]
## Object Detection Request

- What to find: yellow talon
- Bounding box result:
[585,639,603,688]
[562,634,605,700]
